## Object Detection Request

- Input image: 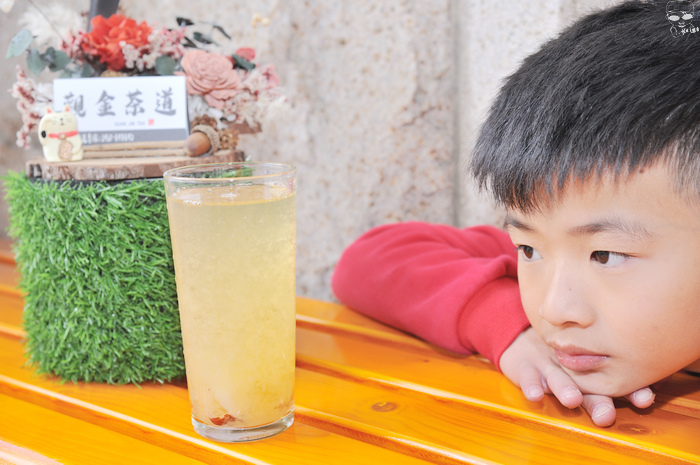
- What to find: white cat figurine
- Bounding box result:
[38,105,84,162]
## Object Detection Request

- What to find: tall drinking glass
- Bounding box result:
[164,162,296,442]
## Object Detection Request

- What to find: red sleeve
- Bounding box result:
[331,222,530,370]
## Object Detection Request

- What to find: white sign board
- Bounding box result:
[52,76,189,145]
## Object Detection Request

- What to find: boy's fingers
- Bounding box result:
[517,366,545,402]
[581,395,616,427]
[624,387,655,409]
[544,370,582,409]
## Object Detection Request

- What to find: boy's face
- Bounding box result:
[505,163,700,396]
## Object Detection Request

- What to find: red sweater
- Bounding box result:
[331,222,531,370]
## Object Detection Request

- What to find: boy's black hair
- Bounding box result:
[470,1,700,212]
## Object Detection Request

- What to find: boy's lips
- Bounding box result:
[550,344,609,372]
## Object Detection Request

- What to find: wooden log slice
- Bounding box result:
[26,150,246,181]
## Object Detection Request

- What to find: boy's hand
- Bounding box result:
[499,327,655,427]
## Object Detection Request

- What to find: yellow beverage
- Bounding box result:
[165,165,296,442]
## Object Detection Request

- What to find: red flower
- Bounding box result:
[80,14,152,71]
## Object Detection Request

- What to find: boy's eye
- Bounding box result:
[518,245,542,261]
[590,251,627,265]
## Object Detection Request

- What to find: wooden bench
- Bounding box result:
[0,239,698,464]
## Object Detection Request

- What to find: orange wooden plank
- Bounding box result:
[0,261,21,298]
[0,439,61,465]
[296,298,700,419]
[0,273,25,340]
[294,368,664,465]
[294,313,700,463]
[0,238,15,265]
[0,393,207,465]
[296,297,418,336]
[655,373,700,419]
[1,256,698,463]
[2,327,696,465]
[0,342,656,465]
[296,297,495,363]
[0,293,24,328]
[0,322,24,340]
[0,336,432,465]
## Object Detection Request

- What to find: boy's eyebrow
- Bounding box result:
[503,214,534,232]
[503,213,657,239]
[565,218,656,239]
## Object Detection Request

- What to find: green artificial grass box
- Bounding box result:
[3,171,185,384]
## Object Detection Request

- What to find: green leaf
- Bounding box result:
[80,63,96,77]
[176,16,194,26]
[6,29,33,58]
[231,54,255,71]
[27,49,46,75]
[43,47,57,61]
[155,55,176,75]
[182,36,197,48]
[58,63,80,79]
[213,24,231,40]
[193,31,217,45]
[48,50,70,72]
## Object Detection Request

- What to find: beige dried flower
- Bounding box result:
[218,129,239,150]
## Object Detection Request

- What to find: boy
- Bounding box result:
[332,0,700,427]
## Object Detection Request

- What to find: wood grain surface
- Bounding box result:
[0,239,697,464]
[25,150,245,181]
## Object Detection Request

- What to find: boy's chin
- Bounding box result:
[684,359,700,374]
[566,369,653,398]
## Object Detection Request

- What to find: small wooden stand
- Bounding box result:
[26,149,246,181]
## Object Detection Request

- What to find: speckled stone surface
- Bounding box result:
[455,0,619,229]
[0,0,621,301]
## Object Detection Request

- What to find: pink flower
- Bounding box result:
[11,66,49,149]
[176,49,241,109]
[235,47,256,62]
[261,64,280,88]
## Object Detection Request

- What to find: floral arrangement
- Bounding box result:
[6,3,286,149]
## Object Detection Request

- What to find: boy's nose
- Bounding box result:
[538,268,594,328]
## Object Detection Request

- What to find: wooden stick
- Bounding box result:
[83,140,186,152]
[83,148,187,159]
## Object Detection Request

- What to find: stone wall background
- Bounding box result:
[0,0,618,301]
